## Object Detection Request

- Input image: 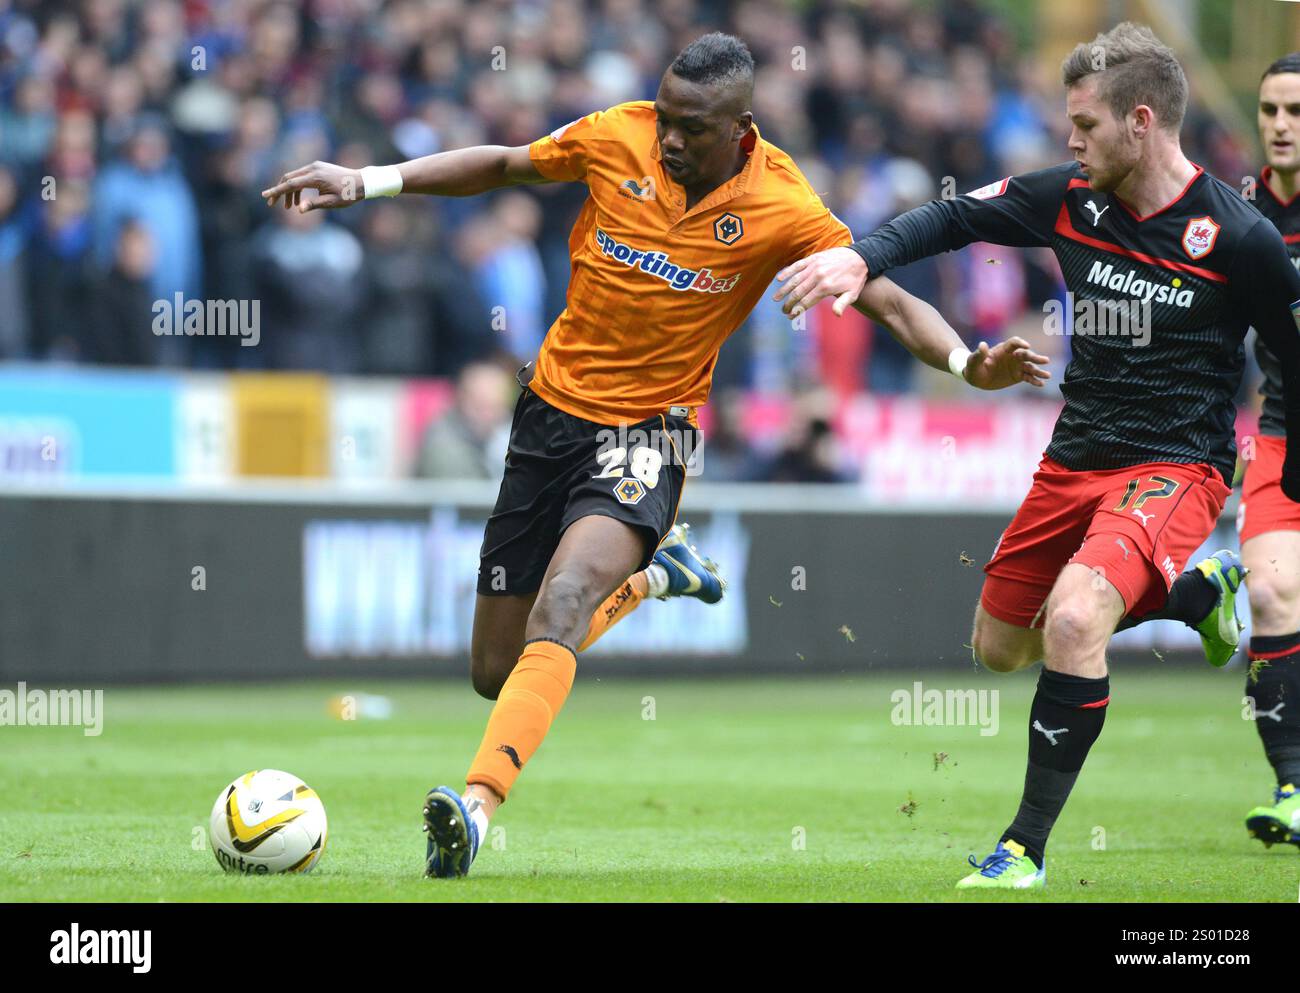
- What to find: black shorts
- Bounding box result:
[476,381,696,596]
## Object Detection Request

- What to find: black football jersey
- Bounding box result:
[1250,167,1300,437]
[850,162,1300,483]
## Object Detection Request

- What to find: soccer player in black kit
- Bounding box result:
[777,23,1300,888]
[1238,54,1300,849]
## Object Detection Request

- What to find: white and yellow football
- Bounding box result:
[208,769,328,874]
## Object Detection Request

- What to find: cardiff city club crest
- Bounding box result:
[1181,215,1219,261]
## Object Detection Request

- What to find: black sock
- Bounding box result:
[1246,632,1300,789]
[1115,566,1219,631]
[1002,668,1110,868]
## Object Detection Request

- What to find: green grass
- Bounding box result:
[1,671,1296,902]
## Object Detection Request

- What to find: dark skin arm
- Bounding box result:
[855,276,1050,389]
[260,146,548,211]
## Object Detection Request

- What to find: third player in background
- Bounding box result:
[1238,54,1300,850]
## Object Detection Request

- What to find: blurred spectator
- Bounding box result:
[751,389,852,483]
[92,116,201,304]
[697,388,766,482]
[359,201,439,375]
[0,165,31,357]
[415,361,513,480]
[0,74,56,169]
[251,202,365,372]
[47,109,98,183]
[96,219,159,365]
[27,177,95,360]
[466,191,547,365]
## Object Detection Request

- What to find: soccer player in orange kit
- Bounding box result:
[263,32,1049,878]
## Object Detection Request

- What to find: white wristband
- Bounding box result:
[947,346,972,381]
[360,165,403,199]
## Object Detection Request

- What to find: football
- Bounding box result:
[208,769,328,875]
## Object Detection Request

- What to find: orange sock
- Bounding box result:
[466,639,577,800]
[578,572,649,651]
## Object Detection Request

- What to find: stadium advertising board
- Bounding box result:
[0,487,1232,683]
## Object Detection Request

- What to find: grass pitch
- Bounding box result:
[1,670,1296,902]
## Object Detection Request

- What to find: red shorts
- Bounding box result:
[1238,435,1300,544]
[982,456,1231,628]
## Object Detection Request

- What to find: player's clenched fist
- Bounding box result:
[261,160,365,212]
[773,246,870,318]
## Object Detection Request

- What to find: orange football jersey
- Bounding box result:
[527,101,851,425]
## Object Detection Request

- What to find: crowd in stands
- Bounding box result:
[0,0,1260,479]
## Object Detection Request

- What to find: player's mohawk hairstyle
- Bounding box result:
[1262,52,1300,82]
[1062,21,1188,133]
[669,32,755,95]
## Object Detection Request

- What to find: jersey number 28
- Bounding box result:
[595,446,662,488]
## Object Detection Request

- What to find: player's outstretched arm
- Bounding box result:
[854,276,1050,390]
[261,145,547,212]
[774,165,1073,317]
[774,199,966,318]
